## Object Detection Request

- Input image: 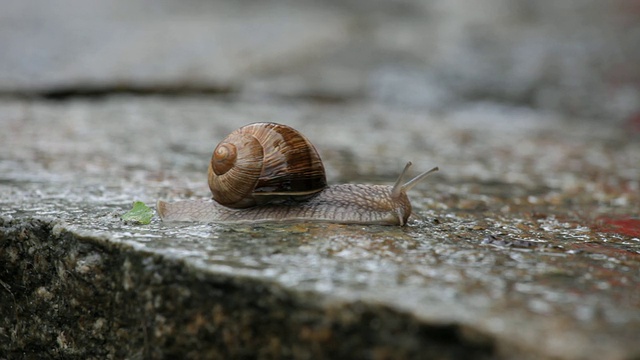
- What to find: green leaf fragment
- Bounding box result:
[121,201,153,225]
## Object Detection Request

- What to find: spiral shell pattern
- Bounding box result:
[208,122,327,208]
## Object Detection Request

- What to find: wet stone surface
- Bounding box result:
[2,0,640,358]
[1,98,639,359]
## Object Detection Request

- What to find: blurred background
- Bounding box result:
[1,0,639,123]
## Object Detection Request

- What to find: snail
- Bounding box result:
[157,122,438,226]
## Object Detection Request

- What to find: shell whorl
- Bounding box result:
[208,123,327,209]
[208,132,263,208]
[211,143,237,175]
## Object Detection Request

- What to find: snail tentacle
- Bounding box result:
[402,166,440,192]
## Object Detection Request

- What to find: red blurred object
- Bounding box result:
[625,112,640,133]
[593,216,640,237]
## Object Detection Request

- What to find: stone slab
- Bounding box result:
[2,0,637,121]
[0,0,348,92]
[1,97,639,358]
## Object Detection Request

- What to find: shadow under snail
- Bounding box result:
[157,122,439,226]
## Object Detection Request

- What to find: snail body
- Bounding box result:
[157,123,438,226]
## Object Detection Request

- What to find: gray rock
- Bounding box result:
[1,98,639,358]
[2,0,638,120]
[0,0,349,93]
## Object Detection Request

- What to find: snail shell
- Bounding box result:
[157,123,439,226]
[209,123,326,208]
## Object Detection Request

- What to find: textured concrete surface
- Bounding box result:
[1,98,639,359]
[1,0,640,359]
